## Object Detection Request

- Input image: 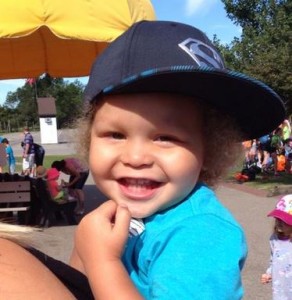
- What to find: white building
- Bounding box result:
[37,97,58,144]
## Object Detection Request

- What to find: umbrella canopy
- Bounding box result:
[0,0,155,79]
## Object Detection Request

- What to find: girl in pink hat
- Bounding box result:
[47,168,76,203]
[261,194,292,299]
[46,168,67,203]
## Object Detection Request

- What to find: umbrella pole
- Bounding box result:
[34,79,38,99]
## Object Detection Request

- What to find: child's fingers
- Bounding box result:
[113,204,131,240]
[98,200,118,217]
[78,200,131,244]
[260,274,271,284]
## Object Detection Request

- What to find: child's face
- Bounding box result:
[275,218,292,237]
[89,93,204,218]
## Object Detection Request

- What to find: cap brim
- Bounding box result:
[268,209,292,225]
[102,68,285,140]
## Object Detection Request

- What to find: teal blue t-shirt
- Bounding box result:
[122,183,247,299]
[6,145,16,165]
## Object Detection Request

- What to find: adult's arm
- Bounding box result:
[63,159,81,187]
[0,238,75,299]
[23,143,30,157]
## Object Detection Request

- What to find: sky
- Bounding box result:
[0,0,241,105]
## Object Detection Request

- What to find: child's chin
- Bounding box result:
[131,211,147,219]
[129,208,153,219]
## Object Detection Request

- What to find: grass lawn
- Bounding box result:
[226,163,292,192]
[227,171,292,190]
[3,155,72,174]
[243,172,292,191]
[3,154,291,194]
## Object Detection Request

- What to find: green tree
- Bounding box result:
[219,0,291,113]
[51,79,84,128]
[3,75,85,130]
[5,83,37,129]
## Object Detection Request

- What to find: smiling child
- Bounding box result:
[0,20,285,300]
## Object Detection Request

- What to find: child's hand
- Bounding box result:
[74,200,131,267]
[261,273,272,284]
[73,201,142,299]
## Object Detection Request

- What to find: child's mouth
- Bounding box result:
[118,178,162,200]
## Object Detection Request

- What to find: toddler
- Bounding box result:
[46,168,76,203]
[261,195,292,299]
[0,20,286,299]
[1,138,16,174]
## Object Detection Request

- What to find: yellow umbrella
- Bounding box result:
[0,0,155,79]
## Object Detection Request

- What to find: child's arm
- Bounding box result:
[261,237,273,284]
[73,200,144,300]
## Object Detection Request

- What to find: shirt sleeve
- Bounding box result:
[266,237,275,275]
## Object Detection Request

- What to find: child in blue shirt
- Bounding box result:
[0,20,286,299]
[1,138,16,174]
[68,20,284,299]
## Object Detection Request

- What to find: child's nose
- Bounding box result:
[120,140,153,167]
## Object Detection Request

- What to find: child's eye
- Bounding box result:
[155,135,175,143]
[110,132,125,140]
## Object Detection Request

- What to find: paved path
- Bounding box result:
[4,129,77,157]
[218,184,275,299]
[4,130,281,299]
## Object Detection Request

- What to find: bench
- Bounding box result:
[0,181,31,212]
[31,178,77,227]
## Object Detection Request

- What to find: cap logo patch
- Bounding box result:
[178,38,224,69]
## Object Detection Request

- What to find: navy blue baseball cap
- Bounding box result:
[84,20,285,139]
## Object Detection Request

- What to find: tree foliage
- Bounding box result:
[1,74,84,132]
[219,0,291,113]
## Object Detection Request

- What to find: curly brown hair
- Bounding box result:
[76,94,243,187]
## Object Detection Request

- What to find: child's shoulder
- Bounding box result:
[140,185,247,261]
[145,184,243,235]
[189,184,242,228]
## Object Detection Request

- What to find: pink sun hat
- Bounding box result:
[268,194,292,225]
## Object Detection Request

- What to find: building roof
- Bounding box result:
[37,97,56,117]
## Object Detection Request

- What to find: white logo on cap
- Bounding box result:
[178,38,224,69]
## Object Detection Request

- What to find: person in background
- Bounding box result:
[261,195,292,299]
[284,138,292,174]
[35,165,47,179]
[281,119,291,142]
[33,143,45,167]
[46,168,68,203]
[269,127,284,176]
[242,139,258,166]
[1,138,16,174]
[52,158,89,215]
[32,143,45,177]
[242,140,252,163]
[257,134,271,170]
[0,137,6,173]
[22,127,35,176]
[46,167,76,203]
